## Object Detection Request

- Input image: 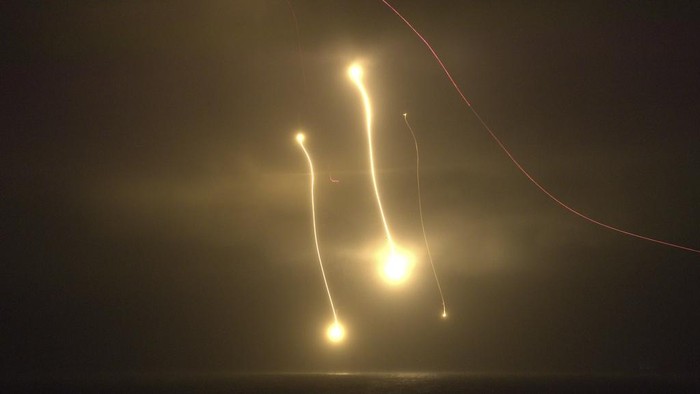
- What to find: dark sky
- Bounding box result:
[2,1,699,377]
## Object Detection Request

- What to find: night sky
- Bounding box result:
[2,1,699,377]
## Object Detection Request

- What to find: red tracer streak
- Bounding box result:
[381,0,699,255]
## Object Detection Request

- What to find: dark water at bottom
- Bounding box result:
[5,372,700,393]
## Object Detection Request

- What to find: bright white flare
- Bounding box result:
[383,251,410,283]
[296,132,342,340]
[376,246,414,285]
[327,321,345,343]
[348,64,363,81]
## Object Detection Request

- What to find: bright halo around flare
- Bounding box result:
[384,251,410,283]
[377,247,415,285]
[326,321,345,343]
[348,63,363,81]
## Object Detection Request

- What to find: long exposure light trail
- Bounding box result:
[403,113,447,318]
[348,64,413,284]
[381,0,700,255]
[348,65,393,248]
[296,133,345,343]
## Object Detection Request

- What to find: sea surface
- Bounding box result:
[5,372,700,393]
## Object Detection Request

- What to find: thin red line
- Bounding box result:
[381,0,699,255]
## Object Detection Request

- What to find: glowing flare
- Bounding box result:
[404,113,448,318]
[383,251,410,283]
[326,321,345,343]
[348,64,363,81]
[376,246,415,285]
[296,132,342,338]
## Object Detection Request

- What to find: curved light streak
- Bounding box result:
[403,113,447,318]
[296,133,340,325]
[348,64,396,251]
[348,64,414,284]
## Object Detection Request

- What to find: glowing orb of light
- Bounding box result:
[326,321,345,343]
[441,311,447,319]
[348,64,363,81]
[295,132,305,143]
[381,249,414,285]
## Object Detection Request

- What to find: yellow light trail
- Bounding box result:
[348,64,412,284]
[295,132,344,343]
[403,113,448,319]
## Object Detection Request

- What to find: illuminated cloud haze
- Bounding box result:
[2,1,699,376]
